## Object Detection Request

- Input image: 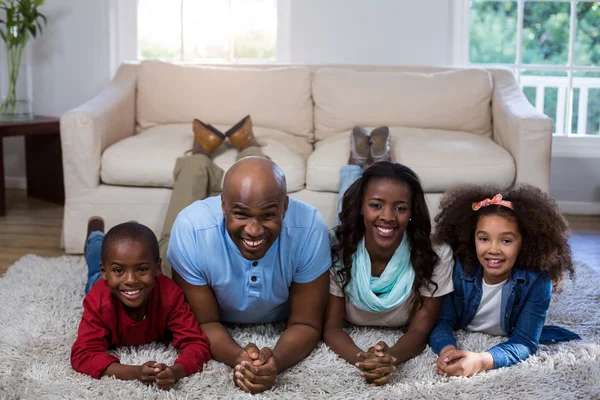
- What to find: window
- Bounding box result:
[465,0,600,136]
[137,0,278,63]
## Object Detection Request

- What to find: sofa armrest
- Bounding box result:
[60,63,137,195]
[490,69,554,192]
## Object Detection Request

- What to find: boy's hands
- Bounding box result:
[135,361,186,390]
[136,361,160,384]
[436,348,494,377]
[355,341,397,386]
[234,343,278,394]
[152,363,187,390]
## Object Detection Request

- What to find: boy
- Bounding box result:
[71,218,210,390]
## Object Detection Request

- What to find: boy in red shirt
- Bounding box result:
[71,218,210,390]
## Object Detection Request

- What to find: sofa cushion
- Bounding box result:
[312,68,493,141]
[307,127,515,192]
[101,124,312,192]
[137,61,314,140]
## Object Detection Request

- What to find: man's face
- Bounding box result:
[222,178,288,260]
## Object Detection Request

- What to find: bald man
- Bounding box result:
[167,157,331,394]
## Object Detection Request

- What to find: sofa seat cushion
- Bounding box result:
[307,127,515,192]
[101,124,312,192]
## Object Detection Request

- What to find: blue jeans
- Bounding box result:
[338,165,363,217]
[85,231,104,294]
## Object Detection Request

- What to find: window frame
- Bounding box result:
[453,0,600,143]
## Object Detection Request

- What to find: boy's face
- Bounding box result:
[100,239,160,316]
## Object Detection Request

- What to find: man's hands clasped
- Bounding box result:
[233,343,278,394]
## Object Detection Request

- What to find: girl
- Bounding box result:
[429,184,580,377]
[324,161,454,386]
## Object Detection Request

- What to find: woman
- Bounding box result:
[324,159,454,386]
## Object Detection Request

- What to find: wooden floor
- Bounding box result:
[0,189,64,275]
[0,189,599,276]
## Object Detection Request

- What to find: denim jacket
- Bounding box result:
[429,259,580,369]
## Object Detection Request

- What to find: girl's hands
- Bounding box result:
[355,341,397,386]
[435,345,456,375]
[436,348,493,377]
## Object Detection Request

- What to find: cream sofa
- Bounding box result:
[60,61,553,253]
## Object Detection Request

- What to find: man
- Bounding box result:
[167,157,331,394]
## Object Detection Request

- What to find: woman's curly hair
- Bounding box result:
[433,183,574,286]
[333,161,439,308]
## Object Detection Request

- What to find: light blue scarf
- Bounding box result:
[343,233,415,313]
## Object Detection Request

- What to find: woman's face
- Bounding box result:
[362,178,412,254]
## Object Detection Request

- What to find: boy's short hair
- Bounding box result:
[101,222,160,264]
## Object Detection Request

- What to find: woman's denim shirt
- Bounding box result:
[429,259,580,369]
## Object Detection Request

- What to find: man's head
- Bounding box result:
[100,222,161,317]
[221,157,288,260]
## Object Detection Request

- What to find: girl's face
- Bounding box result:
[362,178,412,254]
[475,215,522,284]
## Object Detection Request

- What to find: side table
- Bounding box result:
[0,116,63,216]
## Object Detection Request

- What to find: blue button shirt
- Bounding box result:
[167,195,332,324]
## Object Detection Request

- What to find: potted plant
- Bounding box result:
[0,0,46,119]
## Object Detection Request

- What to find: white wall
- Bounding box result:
[2,0,111,187]
[288,0,453,66]
[550,157,600,214]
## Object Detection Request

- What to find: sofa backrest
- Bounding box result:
[136,60,313,140]
[134,62,497,143]
[312,67,494,141]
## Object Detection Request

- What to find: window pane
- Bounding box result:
[231,0,277,60]
[138,0,277,62]
[574,2,600,66]
[138,0,182,60]
[522,1,570,65]
[182,0,231,60]
[572,71,600,135]
[521,70,569,133]
[571,87,580,133]
[469,1,517,63]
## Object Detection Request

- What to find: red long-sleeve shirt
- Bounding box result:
[71,274,210,379]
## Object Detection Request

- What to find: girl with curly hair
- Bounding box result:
[324,160,455,386]
[429,184,580,377]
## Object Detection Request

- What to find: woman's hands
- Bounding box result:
[435,346,494,377]
[355,341,397,386]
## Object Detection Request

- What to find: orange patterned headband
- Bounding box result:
[472,194,514,211]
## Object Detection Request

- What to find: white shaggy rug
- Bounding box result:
[0,255,599,400]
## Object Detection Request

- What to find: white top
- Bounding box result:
[329,243,454,327]
[465,278,507,336]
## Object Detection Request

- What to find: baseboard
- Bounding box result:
[558,201,600,215]
[5,176,27,189]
